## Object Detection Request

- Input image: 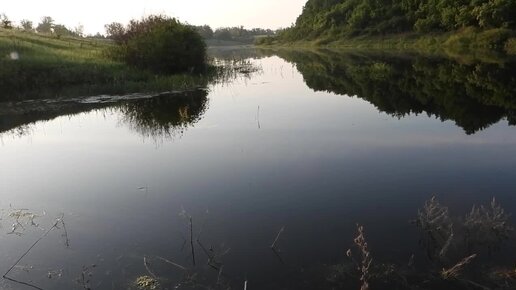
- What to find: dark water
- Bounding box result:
[1,49,516,289]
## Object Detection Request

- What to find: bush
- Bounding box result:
[506,38,516,54]
[110,15,207,74]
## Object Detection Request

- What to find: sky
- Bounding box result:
[2,0,306,35]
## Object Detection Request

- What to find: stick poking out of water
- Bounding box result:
[3,217,62,290]
[156,256,187,271]
[271,226,285,249]
[190,217,196,266]
[143,256,158,279]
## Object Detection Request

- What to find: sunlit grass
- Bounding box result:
[0,28,218,100]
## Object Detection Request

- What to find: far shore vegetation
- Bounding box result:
[256,0,516,55]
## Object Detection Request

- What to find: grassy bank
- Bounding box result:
[258,28,516,56]
[0,29,214,101]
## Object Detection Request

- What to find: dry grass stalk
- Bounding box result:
[351,224,372,290]
[464,198,513,248]
[271,226,285,250]
[155,256,187,271]
[441,254,477,279]
[417,196,454,259]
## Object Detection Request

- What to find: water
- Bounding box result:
[0,49,515,289]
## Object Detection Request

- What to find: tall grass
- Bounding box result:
[0,28,214,101]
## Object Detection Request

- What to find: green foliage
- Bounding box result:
[193,26,275,44]
[0,13,13,29]
[193,25,214,39]
[278,0,516,43]
[505,38,516,55]
[36,16,54,34]
[444,28,513,50]
[108,15,207,74]
[20,20,34,32]
[0,29,213,100]
[104,22,125,42]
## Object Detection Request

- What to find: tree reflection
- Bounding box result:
[118,89,208,139]
[264,49,516,134]
[0,89,208,140]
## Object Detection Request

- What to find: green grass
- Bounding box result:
[0,29,213,101]
[258,28,516,56]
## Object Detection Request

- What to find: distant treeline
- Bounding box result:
[191,25,276,44]
[0,13,276,43]
[269,0,516,42]
[0,14,90,38]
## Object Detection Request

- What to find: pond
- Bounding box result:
[1,48,516,289]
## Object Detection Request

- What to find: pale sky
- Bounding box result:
[2,0,306,35]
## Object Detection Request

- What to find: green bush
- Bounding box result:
[110,15,207,74]
[506,38,516,55]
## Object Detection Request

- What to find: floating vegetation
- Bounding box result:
[135,275,160,290]
[1,206,42,236]
[0,198,513,289]
[76,264,97,290]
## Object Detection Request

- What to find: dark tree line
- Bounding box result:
[192,25,275,43]
[278,0,516,40]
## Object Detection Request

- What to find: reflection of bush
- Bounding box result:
[119,89,208,139]
[268,49,516,134]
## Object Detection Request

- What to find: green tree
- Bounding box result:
[110,15,207,74]
[104,22,125,41]
[20,19,34,31]
[194,25,214,39]
[53,24,73,38]
[36,16,54,34]
[0,13,13,29]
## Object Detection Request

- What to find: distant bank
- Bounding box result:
[257,0,516,55]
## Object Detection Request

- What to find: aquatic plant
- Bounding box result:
[135,275,160,290]
[441,254,477,279]
[464,198,513,252]
[416,196,454,261]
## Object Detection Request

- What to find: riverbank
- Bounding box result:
[258,28,516,56]
[0,29,215,101]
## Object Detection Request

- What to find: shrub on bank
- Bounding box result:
[109,16,207,74]
[506,38,516,55]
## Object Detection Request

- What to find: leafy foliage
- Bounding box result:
[36,16,54,34]
[278,0,516,42]
[0,13,13,29]
[107,15,207,74]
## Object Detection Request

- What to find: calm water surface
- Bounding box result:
[1,49,516,289]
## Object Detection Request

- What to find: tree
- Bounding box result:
[104,22,125,41]
[110,15,207,74]
[53,24,72,38]
[20,19,34,31]
[213,28,233,40]
[0,13,13,29]
[36,16,54,33]
[74,24,84,37]
[194,25,214,39]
